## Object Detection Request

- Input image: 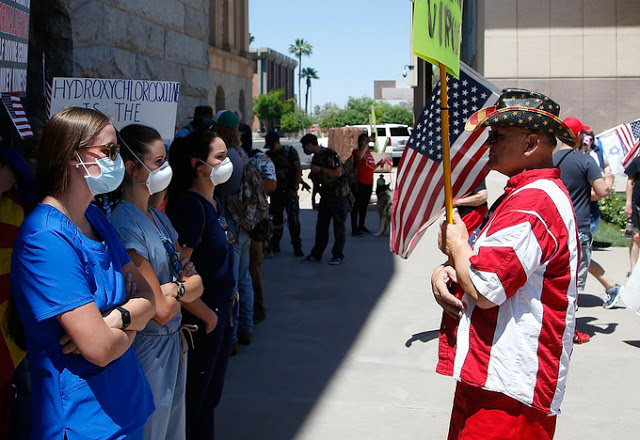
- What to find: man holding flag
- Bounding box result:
[432,89,579,439]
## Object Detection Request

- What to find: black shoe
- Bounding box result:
[301,255,321,263]
[359,226,371,234]
[231,342,239,356]
[238,331,252,345]
[253,313,266,324]
[352,230,363,237]
[294,247,304,257]
[329,256,343,265]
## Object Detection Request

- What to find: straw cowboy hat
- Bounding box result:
[465,88,578,147]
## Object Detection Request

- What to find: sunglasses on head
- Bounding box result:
[162,238,183,277]
[78,143,120,161]
[217,215,235,244]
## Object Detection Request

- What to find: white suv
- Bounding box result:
[347,124,411,162]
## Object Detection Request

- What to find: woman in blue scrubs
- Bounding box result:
[110,124,204,439]
[11,107,156,439]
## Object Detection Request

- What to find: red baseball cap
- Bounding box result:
[563,117,592,136]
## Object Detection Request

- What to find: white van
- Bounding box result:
[347,124,411,162]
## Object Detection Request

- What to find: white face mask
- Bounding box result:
[583,135,594,149]
[139,160,173,195]
[121,141,173,195]
[75,152,125,195]
[199,157,233,185]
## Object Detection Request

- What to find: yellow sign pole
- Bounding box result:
[439,63,454,226]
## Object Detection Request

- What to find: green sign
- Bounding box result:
[412,0,463,78]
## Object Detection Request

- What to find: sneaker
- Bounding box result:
[359,226,371,235]
[301,255,321,264]
[329,256,343,265]
[603,284,623,309]
[231,342,239,356]
[573,329,590,344]
[352,230,363,237]
[294,247,304,257]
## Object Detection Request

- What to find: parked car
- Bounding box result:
[347,124,411,163]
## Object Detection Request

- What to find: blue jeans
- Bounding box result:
[310,195,349,260]
[229,219,254,338]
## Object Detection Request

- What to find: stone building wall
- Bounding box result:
[27,0,252,128]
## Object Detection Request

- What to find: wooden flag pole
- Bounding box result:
[439,62,454,225]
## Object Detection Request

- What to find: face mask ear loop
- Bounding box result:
[75,151,94,176]
[120,136,152,173]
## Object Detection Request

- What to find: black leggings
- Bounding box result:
[351,182,372,231]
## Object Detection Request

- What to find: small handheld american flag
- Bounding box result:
[1,92,33,139]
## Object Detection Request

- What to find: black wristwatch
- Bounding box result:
[116,306,131,330]
[174,280,186,301]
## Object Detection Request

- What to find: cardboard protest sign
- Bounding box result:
[49,77,180,143]
[412,0,463,78]
[328,127,361,163]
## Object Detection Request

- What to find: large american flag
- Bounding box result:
[1,92,33,139]
[390,63,499,258]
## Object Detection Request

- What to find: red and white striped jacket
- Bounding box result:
[438,168,578,415]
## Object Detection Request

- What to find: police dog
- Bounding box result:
[374,179,392,236]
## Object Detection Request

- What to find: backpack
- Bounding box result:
[268,145,297,192]
[226,161,269,233]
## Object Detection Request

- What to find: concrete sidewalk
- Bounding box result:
[217,171,640,439]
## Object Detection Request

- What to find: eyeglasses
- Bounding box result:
[162,238,183,277]
[217,215,235,244]
[486,130,534,145]
[78,143,120,161]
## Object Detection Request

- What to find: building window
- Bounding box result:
[239,90,246,122]
[216,86,226,111]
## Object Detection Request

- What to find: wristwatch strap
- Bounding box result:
[116,306,131,330]
[174,280,186,301]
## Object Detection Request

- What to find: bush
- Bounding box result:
[280,112,311,132]
[599,193,626,230]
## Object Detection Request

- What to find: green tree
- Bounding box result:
[301,67,319,118]
[253,90,285,131]
[288,38,313,111]
[280,111,312,133]
[334,108,367,126]
[379,106,413,125]
[314,102,341,129]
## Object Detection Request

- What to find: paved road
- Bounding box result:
[216,170,640,439]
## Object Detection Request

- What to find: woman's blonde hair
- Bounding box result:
[36,107,111,200]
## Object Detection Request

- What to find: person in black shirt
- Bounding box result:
[265,131,303,256]
[625,156,640,276]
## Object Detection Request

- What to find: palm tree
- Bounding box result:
[301,67,319,118]
[288,38,313,111]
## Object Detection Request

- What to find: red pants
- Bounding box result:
[448,382,557,440]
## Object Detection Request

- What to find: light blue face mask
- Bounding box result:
[75,152,125,195]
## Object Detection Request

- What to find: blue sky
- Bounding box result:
[249,0,412,110]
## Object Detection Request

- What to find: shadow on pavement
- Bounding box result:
[216,207,395,439]
[623,340,640,349]
[577,293,605,308]
[575,316,618,337]
[405,329,439,347]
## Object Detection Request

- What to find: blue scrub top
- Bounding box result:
[11,203,154,440]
